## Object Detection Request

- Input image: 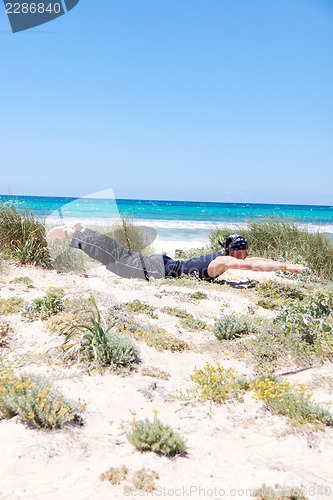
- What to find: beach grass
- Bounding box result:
[105,218,155,256]
[0,202,50,267]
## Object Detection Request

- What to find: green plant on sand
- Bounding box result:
[0,368,82,429]
[213,314,249,340]
[21,289,65,320]
[126,412,187,456]
[55,300,140,369]
[0,202,50,266]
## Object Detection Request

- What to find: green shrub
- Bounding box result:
[0,202,50,266]
[174,246,210,260]
[0,370,82,429]
[189,363,247,404]
[57,301,140,369]
[213,314,249,340]
[21,290,65,320]
[274,291,333,353]
[127,414,187,456]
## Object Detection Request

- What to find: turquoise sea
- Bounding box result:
[1,194,333,253]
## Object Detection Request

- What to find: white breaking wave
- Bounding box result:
[44,215,333,233]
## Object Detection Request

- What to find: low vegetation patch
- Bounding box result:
[100,465,159,493]
[250,375,333,427]
[141,366,170,380]
[243,325,317,373]
[162,307,207,331]
[254,483,309,499]
[253,279,306,310]
[126,412,187,457]
[232,290,333,371]
[124,300,158,319]
[9,276,34,288]
[21,289,65,320]
[134,328,189,352]
[0,297,24,315]
[0,368,82,429]
[187,291,208,301]
[44,297,92,334]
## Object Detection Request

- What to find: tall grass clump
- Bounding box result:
[107,218,155,255]
[47,238,88,273]
[0,202,50,266]
[209,216,333,281]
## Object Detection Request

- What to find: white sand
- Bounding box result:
[0,263,333,500]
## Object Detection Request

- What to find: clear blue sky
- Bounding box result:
[0,0,332,204]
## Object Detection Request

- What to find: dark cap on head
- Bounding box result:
[222,234,248,255]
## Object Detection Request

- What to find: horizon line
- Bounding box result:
[0,192,332,208]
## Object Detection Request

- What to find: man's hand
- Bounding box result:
[285,263,310,274]
[46,225,75,242]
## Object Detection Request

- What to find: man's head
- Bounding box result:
[222,234,248,259]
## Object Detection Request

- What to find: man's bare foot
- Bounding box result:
[46,225,75,242]
[72,221,85,231]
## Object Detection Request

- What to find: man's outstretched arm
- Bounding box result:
[207,255,309,278]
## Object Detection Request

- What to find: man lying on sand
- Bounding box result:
[46,223,309,281]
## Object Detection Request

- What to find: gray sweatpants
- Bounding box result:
[70,228,165,280]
